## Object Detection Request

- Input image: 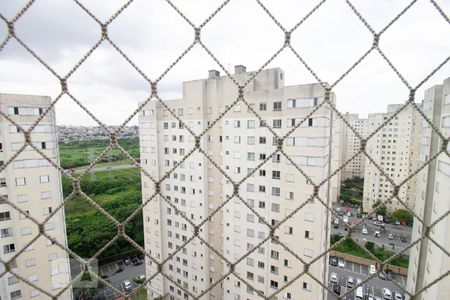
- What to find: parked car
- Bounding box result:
[382,288,393,300]
[346,276,354,288]
[379,271,387,280]
[362,227,368,235]
[374,220,383,226]
[336,207,341,212]
[123,257,132,265]
[385,269,396,279]
[133,260,143,266]
[374,231,380,238]
[330,272,338,284]
[369,264,376,275]
[115,267,123,274]
[393,291,403,300]
[330,256,338,267]
[388,233,394,240]
[356,213,362,218]
[338,258,346,269]
[123,280,132,292]
[394,221,401,225]
[138,274,145,280]
[333,284,341,295]
[347,211,352,217]
[400,235,407,243]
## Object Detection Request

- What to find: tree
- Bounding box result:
[365,241,375,253]
[391,209,413,222]
[372,200,387,216]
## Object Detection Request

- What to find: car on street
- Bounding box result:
[123,257,131,265]
[115,267,123,274]
[388,233,394,240]
[385,269,395,279]
[330,272,338,284]
[369,264,376,275]
[334,218,340,229]
[330,256,338,266]
[347,211,352,217]
[356,213,362,218]
[347,276,354,288]
[138,274,145,280]
[374,231,380,238]
[382,288,393,300]
[123,280,132,293]
[133,260,143,266]
[393,292,403,300]
[336,207,341,212]
[338,258,346,269]
[400,235,407,243]
[374,220,383,226]
[333,284,341,295]
[362,227,368,235]
[379,271,387,280]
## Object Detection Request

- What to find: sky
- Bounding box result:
[0,0,449,126]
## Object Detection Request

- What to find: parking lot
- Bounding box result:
[93,254,146,299]
[331,203,412,255]
[327,259,406,299]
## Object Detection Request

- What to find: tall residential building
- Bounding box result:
[363,104,419,213]
[139,66,338,300]
[0,94,71,300]
[342,114,367,180]
[406,77,450,299]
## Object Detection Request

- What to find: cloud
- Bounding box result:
[0,0,449,125]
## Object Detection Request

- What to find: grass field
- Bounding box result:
[59,138,139,169]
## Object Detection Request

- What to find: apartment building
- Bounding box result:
[0,94,71,300]
[362,104,419,213]
[406,77,450,299]
[139,67,338,300]
[342,114,367,180]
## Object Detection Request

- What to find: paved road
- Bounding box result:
[331,203,412,254]
[327,260,406,299]
[68,164,137,174]
[95,259,145,299]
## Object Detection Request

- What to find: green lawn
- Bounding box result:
[59,138,139,169]
[340,176,364,204]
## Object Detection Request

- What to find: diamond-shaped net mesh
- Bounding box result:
[0,0,449,299]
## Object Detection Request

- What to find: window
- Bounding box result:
[234,120,241,128]
[247,120,255,128]
[21,227,32,236]
[271,187,280,196]
[1,227,13,238]
[305,212,314,221]
[260,103,267,111]
[43,207,52,215]
[305,230,313,239]
[4,243,15,253]
[259,169,266,177]
[273,101,281,111]
[8,276,19,285]
[39,175,49,183]
[0,211,11,221]
[303,282,311,292]
[272,154,281,163]
[286,191,294,200]
[259,136,266,144]
[17,194,27,203]
[15,177,26,186]
[304,248,313,257]
[284,292,292,299]
[286,173,294,182]
[0,178,6,187]
[10,290,22,300]
[285,226,293,234]
[247,136,255,145]
[247,152,255,161]
[271,203,280,213]
[273,119,282,128]
[48,253,58,261]
[41,191,51,199]
[272,170,280,179]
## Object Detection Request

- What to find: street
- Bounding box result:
[331,203,412,254]
[327,260,406,299]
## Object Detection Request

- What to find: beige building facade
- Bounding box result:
[406,77,450,299]
[0,94,71,300]
[362,104,419,213]
[139,67,339,300]
[342,114,367,180]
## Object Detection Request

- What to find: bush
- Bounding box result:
[391,209,413,223]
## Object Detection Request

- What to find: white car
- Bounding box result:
[338,258,346,269]
[382,288,393,300]
[346,276,354,288]
[336,207,341,212]
[393,292,403,300]
[123,280,132,292]
[330,272,338,284]
[369,264,376,275]
[374,231,380,238]
[362,227,368,235]
[138,274,145,280]
[388,233,394,240]
[347,211,352,217]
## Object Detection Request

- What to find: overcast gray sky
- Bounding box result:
[1,0,449,126]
